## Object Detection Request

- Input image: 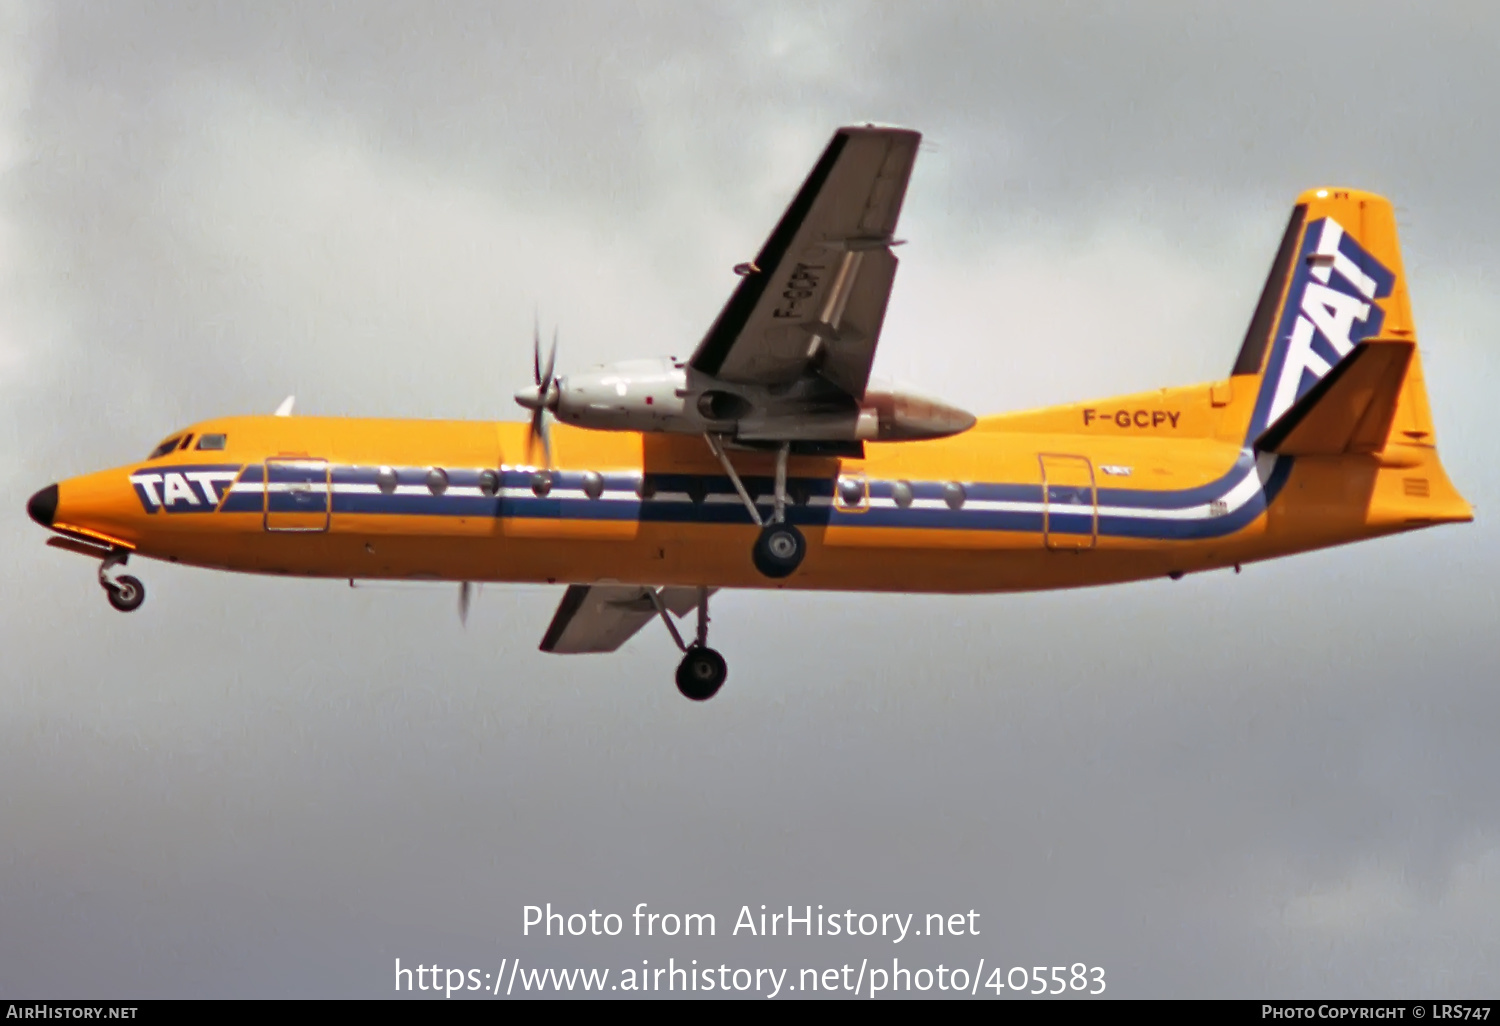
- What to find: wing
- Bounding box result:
[688,125,920,398]
[539,584,712,654]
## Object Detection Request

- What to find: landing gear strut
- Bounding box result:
[99,550,146,612]
[651,585,728,701]
[705,435,804,579]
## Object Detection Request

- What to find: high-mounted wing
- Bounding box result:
[688,126,920,399]
[539,584,712,654]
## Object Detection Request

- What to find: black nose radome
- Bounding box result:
[27,484,57,527]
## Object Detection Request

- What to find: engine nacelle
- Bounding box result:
[735,385,975,443]
[696,390,753,422]
[553,358,688,430]
[543,360,975,443]
[856,385,977,441]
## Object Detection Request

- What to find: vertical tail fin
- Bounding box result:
[1233,189,1437,451]
[1235,189,1470,531]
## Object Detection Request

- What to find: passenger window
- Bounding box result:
[835,474,870,512]
[147,436,183,459]
[195,434,228,451]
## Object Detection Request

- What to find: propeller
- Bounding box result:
[514,317,559,469]
[459,580,474,627]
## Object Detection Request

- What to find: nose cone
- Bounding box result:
[27,483,58,527]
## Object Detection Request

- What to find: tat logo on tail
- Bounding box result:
[1254,217,1397,437]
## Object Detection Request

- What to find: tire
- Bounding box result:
[675,646,727,701]
[752,522,805,579]
[106,575,146,612]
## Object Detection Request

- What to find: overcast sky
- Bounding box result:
[3,1,1499,999]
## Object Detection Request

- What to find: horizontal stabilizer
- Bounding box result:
[1254,340,1414,456]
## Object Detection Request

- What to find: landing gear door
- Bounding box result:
[1039,453,1097,551]
[263,458,331,533]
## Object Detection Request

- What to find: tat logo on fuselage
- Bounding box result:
[129,465,242,513]
[1257,217,1397,435]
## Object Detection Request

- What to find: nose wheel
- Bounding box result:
[98,551,146,612]
[105,575,146,612]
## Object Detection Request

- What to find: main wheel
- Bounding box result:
[752,522,805,578]
[106,575,146,613]
[675,646,728,701]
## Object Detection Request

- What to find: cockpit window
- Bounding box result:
[195,433,227,451]
[178,434,194,450]
[147,436,183,460]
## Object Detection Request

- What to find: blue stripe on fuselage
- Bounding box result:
[203,454,1290,542]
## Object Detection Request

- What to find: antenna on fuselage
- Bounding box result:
[274,395,296,417]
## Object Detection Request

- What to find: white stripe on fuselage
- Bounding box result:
[218,454,1278,522]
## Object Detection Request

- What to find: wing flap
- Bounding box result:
[1254,340,1414,455]
[539,584,714,655]
[819,246,897,397]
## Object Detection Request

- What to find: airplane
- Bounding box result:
[26,125,1472,701]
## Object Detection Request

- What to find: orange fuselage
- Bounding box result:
[39,368,1470,595]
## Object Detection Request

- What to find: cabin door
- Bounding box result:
[263,458,331,533]
[1039,454,1097,551]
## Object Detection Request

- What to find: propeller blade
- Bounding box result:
[541,328,558,393]
[526,409,554,468]
[518,316,559,469]
[459,581,472,626]
[532,314,542,386]
[520,320,558,469]
[527,414,555,470]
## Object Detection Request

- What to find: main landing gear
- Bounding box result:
[99,550,146,612]
[676,647,728,702]
[650,585,728,701]
[705,435,805,579]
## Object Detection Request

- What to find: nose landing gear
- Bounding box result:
[105,575,146,612]
[99,550,146,612]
